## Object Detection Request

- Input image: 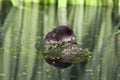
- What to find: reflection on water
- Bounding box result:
[0,2,120,80]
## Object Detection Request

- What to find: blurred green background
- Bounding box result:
[0,0,120,80]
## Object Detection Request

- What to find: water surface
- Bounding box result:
[0,2,120,80]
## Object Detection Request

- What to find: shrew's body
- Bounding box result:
[43,25,76,68]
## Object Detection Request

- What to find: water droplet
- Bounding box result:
[0,73,5,76]
[85,69,93,72]
[90,72,93,75]
[18,73,22,76]
[52,57,55,59]
[52,61,55,64]
[24,65,28,67]
[13,56,17,59]
[46,69,49,72]
[38,71,41,74]
[61,70,65,72]
[57,57,60,59]
[62,78,65,80]
[48,75,51,78]
[22,72,27,75]
[118,74,120,77]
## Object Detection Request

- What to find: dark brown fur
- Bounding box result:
[43,26,76,45]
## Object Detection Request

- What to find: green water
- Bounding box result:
[0,2,120,80]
